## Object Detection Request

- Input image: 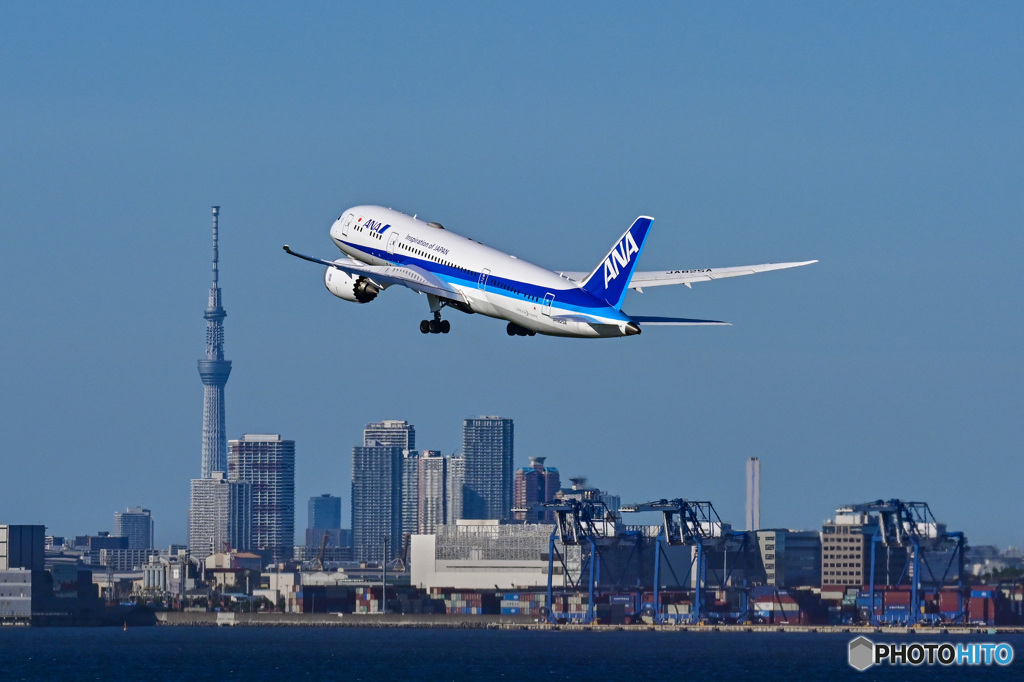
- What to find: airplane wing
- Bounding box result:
[628,261,818,290]
[283,245,466,303]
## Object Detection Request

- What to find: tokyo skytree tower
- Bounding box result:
[197,206,231,478]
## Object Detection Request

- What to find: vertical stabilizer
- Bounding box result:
[580,216,653,309]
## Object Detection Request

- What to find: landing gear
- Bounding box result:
[506,322,535,337]
[420,312,450,334]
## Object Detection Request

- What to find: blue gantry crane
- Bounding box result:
[539,498,618,624]
[838,499,967,625]
[619,498,750,624]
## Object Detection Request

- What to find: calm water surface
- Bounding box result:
[1,627,1022,681]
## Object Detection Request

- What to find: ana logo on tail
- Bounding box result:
[603,231,639,288]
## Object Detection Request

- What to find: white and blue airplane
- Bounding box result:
[284,205,815,339]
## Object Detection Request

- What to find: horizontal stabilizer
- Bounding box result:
[631,315,730,326]
[629,260,817,290]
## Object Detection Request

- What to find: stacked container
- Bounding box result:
[500,591,547,616]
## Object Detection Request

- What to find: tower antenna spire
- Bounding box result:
[211,205,220,284]
[198,206,231,478]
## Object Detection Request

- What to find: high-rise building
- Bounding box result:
[188,472,251,560]
[351,444,402,563]
[401,450,420,542]
[228,434,295,563]
[198,206,231,479]
[513,457,561,523]
[746,457,761,531]
[447,455,465,525]
[418,451,447,534]
[113,507,154,550]
[350,420,416,563]
[306,494,343,548]
[363,420,415,450]
[461,416,514,520]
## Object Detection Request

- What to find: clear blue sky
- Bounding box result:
[1,3,1021,548]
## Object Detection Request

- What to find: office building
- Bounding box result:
[461,416,514,520]
[113,507,153,550]
[228,434,295,564]
[513,457,561,523]
[756,529,822,588]
[820,509,907,587]
[306,494,343,548]
[188,472,252,560]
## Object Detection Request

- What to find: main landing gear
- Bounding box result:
[506,322,535,337]
[420,311,450,334]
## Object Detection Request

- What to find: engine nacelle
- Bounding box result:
[324,268,379,303]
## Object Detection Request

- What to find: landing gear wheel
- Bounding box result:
[420,320,430,334]
[440,320,450,334]
[506,323,517,336]
[428,320,440,333]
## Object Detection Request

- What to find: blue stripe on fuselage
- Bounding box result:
[336,238,628,321]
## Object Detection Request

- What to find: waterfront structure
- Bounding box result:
[461,417,514,520]
[188,472,252,560]
[410,519,556,591]
[198,206,231,479]
[746,457,761,531]
[113,507,153,550]
[513,457,561,523]
[418,451,447,534]
[306,494,343,548]
[228,434,296,564]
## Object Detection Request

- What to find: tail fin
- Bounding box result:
[581,216,653,309]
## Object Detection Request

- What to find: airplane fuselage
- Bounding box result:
[328,206,635,338]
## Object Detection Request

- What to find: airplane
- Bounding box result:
[283,205,816,339]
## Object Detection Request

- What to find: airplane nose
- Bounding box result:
[625,322,641,335]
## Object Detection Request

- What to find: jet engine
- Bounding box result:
[324,268,379,303]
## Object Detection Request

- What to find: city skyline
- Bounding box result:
[2,5,1021,549]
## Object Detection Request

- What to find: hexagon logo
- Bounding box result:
[848,636,874,671]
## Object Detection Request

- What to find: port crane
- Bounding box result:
[620,499,749,624]
[839,499,966,625]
